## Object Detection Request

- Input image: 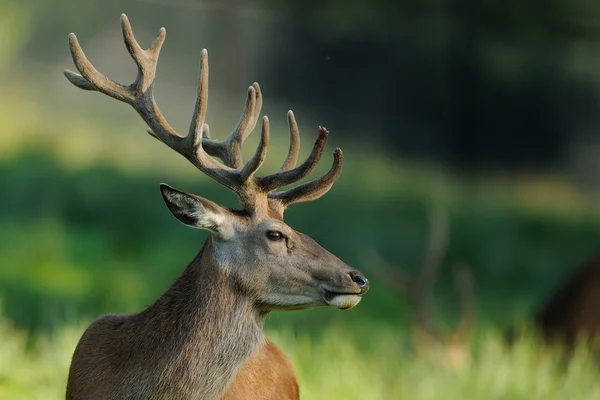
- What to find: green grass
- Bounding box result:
[1,317,599,400]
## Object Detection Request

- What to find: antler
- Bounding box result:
[64,14,342,217]
[367,208,477,368]
[450,263,476,346]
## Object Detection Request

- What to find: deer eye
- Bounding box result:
[266,231,284,241]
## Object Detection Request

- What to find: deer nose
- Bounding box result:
[349,272,370,293]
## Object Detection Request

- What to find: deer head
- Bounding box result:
[64,14,369,314]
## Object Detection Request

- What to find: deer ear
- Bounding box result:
[159,183,229,233]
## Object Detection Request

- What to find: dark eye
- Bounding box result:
[267,231,284,241]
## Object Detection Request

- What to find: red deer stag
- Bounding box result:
[529,255,600,350]
[63,14,369,400]
[368,208,476,370]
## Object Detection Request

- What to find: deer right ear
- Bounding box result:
[159,184,229,233]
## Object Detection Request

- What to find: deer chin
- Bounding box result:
[323,291,362,310]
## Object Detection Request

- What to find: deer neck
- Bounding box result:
[142,237,266,399]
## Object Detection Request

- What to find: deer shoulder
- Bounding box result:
[221,340,299,400]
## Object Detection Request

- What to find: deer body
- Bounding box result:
[534,255,600,348]
[63,14,369,400]
[503,256,600,355]
[67,241,264,399]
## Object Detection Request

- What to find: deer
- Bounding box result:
[504,254,600,353]
[63,14,370,400]
[367,208,476,370]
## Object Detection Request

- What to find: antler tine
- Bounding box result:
[419,207,449,287]
[121,14,165,93]
[257,126,330,193]
[65,34,132,102]
[246,82,263,137]
[186,48,210,146]
[278,111,301,172]
[268,146,342,211]
[200,83,263,169]
[222,84,257,168]
[413,207,449,338]
[452,264,476,344]
[240,116,270,182]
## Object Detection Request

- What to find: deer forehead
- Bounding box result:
[221,213,290,235]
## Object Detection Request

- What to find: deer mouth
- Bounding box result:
[323,290,363,310]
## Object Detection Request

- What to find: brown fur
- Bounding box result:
[534,256,600,348]
[66,241,263,400]
[66,239,304,400]
[64,208,363,399]
[64,211,361,399]
[221,341,299,400]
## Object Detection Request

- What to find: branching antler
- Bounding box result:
[451,263,476,346]
[414,207,450,338]
[367,208,477,370]
[64,14,341,217]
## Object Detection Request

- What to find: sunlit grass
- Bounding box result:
[1,318,599,400]
[0,316,79,400]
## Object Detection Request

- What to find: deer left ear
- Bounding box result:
[159,183,231,234]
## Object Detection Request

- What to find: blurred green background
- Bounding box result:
[3,0,600,398]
